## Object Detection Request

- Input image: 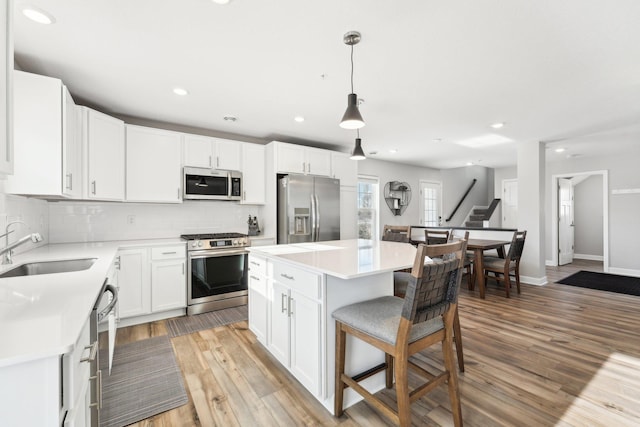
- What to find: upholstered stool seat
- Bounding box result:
[333,296,444,345]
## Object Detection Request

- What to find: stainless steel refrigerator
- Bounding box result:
[277,175,340,244]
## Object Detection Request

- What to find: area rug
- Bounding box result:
[165,305,248,338]
[100,336,188,427]
[557,270,640,296]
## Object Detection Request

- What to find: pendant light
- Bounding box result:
[350,129,366,160]
[340,31,365,130]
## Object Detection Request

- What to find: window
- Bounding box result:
[357,176,379,240]
[420,181,442,227]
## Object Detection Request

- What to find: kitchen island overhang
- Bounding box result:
[247,239,424,414]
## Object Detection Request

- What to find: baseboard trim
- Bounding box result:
[608,267,640,278]
[573,254,604,261]
[545,260,555,266]
[520,275,547,286]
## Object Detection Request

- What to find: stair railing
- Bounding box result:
[445,178,477,223]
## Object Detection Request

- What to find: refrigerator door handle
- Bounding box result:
[314,194,321,241]
[310,194,317,242]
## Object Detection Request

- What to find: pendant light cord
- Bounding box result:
[357,128,360,138]
[350,43,355,93]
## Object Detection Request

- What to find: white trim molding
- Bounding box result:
[520,275,548,286]
[573,253,604,261]
[608,267,640,278]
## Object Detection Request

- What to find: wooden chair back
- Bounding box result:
[424,229,450,245]
[382,225,411,243]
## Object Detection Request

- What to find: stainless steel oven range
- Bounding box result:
[181,232,249,315]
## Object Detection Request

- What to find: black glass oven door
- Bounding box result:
[189,251,248,301]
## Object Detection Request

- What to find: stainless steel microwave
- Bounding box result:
[183,167,242,200]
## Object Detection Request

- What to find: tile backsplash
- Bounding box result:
[0,193,49,254]
[48,200,265,243]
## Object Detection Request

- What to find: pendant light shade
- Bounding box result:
[340,94,365,129]
[350,138,366,160]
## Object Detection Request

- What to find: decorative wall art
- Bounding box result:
[384,181,411,216]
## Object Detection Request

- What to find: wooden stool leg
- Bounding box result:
[395,356,411,427]
[334,321,347,417]
[442,326,463,427]
[503,266,511,298]
[385,353,394,388]
[453,308,465,372]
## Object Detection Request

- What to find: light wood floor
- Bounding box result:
[118,260,640,426]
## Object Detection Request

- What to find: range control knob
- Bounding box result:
[191,242,198,248]
[197,241,203,247]
[233,240,238,246]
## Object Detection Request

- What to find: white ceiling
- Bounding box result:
[12,0,640,169]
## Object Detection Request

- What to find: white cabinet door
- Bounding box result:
[268,280,290,366]
[241,143,265,204]
[289,289,321,396]
[248,272,268,344]
[63,86,82,198]
[183,134,213,168]
[276,143,306,174]
[126,125,182,203]
[331,152,358,187]
[214,137,242,171]
[151,259,186,312]
[117,248,150,318]
[340,186,358,239]
[86,108,125,201]
[305,148,331,177]
[0,0,12,176]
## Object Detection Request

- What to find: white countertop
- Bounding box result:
[0,238,184,368]
[248,239,418,279]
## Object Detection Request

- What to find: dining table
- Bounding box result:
[411,237,511,299]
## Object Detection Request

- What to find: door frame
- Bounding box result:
[418,180,443,226]
[551,170,608,271]
[501,178,518,229]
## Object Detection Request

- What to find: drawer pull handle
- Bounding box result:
[250,261,260,266]
[281,273,294,281]
[161,251,177,255]
[80,341,98,363]
[250,275,260,281]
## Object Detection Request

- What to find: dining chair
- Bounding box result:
[450,230,474,288]
[424,228,450,245]
[333,240,467,427]
[483,230,527,297]
[382,225,411,243]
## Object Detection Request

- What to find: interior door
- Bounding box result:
[502,179,518,229]
[558,178,574,265]
[419,181,442,226]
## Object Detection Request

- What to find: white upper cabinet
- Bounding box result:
[0,0,12,176]
[241,143,265,204]
[84,108,125,201]
[330,152,358,187]
[7,71,81,197]
[273,141,332,177]
[126,125,182,203]
[183,134,242,171]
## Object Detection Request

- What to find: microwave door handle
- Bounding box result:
[228,172,232,199]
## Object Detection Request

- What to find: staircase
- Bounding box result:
[465,198,501,227]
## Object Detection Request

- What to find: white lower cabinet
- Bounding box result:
[266,261,322,397]
[151,247,186,312]
[118,244,186,322]
[248,257,268,344]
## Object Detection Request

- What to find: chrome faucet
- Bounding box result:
[0,221,43,265]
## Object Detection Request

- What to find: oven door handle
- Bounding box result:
[98,284,118,322]
[188,249,249,258]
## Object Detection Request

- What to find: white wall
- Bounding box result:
[48,200,264,243]
[574,175,603,258]
[440,165,494,226]
[357,159,440,236]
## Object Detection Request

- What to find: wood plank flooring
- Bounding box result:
[118,260,640,426]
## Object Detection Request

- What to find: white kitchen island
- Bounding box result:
[247,239,419,414]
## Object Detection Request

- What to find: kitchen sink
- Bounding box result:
[0,258,97,278]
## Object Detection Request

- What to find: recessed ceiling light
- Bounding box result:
[555,148,566,153]
[173,87,188,96]
[466,162,474,166]
[211,0,232,4]
[389,149,397,154]
[223,115,237,122]
[22,6,56,24]
[294,116,305,123]
[490,122,505,129]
